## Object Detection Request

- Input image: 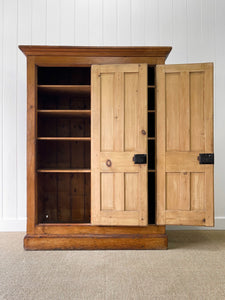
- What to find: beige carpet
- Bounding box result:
[0,231,225,300]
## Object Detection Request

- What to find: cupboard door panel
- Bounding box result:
[100,73,114,152]
[156,63,214,226]
[124,173,138,211]
[124,72,138,151]
[91,64,148,226]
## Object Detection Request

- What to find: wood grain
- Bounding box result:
[24,233,168,250]
[205,64,214,226]
[156,63,214,227]
[34,224,166,235]
[91,65,101,224]
[124,72,138,151]
[19,45,172,58]
[21,46,172,250]
[57,173,70,222]
[27,56,37,234]
[91,64,148,226]
[156,65,166,224]
[37,137,91,141]
[38,85,90,94]
[34,56,167,66]
[38,110,91,117]
[37,169,91,173]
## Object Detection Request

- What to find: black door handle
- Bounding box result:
[133,154,147,164]
[198,153,214,164]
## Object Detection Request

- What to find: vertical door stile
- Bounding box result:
[204,64,214,226]
[156,65,166,225]
[91,65,101,224]
[137,64,148,223]
[114,71,125,212]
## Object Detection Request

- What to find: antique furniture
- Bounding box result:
[19,46,214,250]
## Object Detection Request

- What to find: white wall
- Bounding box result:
[0,0,224,231]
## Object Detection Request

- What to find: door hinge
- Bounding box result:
[198,153,214,164]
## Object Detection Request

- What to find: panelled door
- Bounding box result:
[156,63,214,226]
[91,64,148,226]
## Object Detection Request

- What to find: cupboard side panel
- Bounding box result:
[27,56,37,234]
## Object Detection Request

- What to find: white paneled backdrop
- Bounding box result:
[0,0,225,231]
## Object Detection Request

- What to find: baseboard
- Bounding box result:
[0,219,26,232]
[0,217,225,232]
[166,217,225,230]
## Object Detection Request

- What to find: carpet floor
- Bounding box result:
[0,231,225,300]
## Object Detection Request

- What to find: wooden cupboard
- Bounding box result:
[19,46,214,250]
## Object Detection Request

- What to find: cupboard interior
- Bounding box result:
[37,67,91,224]
[38,67,90,85]
[38,90,90,110]
[38,173,90,223]
[147,67,156,224]
[38,115,90,137]
[36,66,156,224]
[37,140,90,170]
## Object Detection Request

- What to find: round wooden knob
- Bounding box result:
[106,159,112,167]
[141,129,146,135]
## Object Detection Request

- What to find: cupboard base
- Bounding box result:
[24,226,168,250]
[24,234,168,250]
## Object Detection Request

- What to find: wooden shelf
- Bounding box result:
[38,110,91,117]
[148,137,155,140]
[148,170,156,172]
[37,137,91,141]
[38,85,90,95]
[148,110,155,113]
[37,169,91,173]
[148,85,155,88]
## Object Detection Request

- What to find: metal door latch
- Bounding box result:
[198,153,214,164]
[133,154,147,164]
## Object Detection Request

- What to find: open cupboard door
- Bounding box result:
[91,64,148,226]
[156,63,214,226]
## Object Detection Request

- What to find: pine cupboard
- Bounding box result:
[19,46,214,250]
